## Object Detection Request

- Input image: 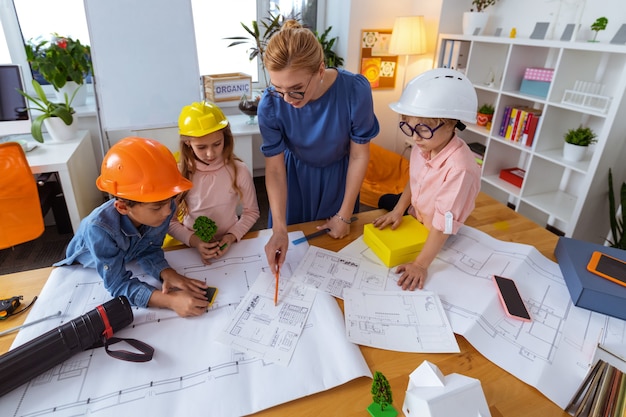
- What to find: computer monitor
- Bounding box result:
[0,64,31,138]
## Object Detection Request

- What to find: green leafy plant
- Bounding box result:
[478,103,495,115]
[193,216,218,243]
[24,34,92,90]
[590,17,608,42]
[607,168,626,249]
[564,125,597,146]
[17,79,76,143]
[224,10,344,85]
[470,0,498,12]
[223,10,287,86]
[371,371,393,411]
[315,26,344,68]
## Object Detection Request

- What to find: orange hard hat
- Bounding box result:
[96,137,192,202]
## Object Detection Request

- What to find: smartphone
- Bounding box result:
[492,275,531,322]
[587,251,626,288]
[205,286,218,307]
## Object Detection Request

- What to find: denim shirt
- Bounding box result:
[54,199,174,307]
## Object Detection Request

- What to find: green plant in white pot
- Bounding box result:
[18,79,77,143]
[563,125,597,162]
[463,0,499,35]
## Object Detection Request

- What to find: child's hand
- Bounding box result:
[160,268,206,296]
[395,262,428,290]
[214,233,237,258]
[373,211,404,230]
[164,290,209,317]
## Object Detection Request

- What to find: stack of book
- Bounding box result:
[498,105,542,147]
[566,359,626,417]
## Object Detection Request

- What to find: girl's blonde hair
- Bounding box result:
[175,126,243,218]
[264,19,324,74]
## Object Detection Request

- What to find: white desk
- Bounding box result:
[25,130,103,233]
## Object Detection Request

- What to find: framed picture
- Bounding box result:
[359,29,397,89]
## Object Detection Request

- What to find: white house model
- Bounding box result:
[402,361,491,417]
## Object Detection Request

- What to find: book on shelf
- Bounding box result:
[497,105,542,146]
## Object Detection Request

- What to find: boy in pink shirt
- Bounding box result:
[374,68,481,290]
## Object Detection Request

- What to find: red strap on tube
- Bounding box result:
[96,304,114,340]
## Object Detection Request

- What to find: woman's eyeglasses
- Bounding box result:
[399,121,445,140]
[267,74,315,100]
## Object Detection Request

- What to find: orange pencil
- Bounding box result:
[274,250,281,306]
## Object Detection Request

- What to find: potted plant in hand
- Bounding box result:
[563,125,597,162]
[24,34,92,106]
[18,79,77,143]
[476,103,495,127]
[463,0,499,36]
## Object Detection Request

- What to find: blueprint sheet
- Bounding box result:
[0,232,371,417]
[343,288,459,353]
[217,271,317,365]
[341,226,626,409]
[291,245,394,298]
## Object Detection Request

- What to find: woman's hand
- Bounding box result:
[372,210,404,231]
[319,215,350,239]
[265,230,288,274]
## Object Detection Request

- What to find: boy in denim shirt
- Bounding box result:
[55,137,210,317]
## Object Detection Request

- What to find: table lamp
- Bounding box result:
[389,16,427,88]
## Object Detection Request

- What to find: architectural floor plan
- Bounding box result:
[0,232,370,417]
[341,226,626,408]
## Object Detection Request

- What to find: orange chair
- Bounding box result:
[0,142,45,249]
[360,143,410,208]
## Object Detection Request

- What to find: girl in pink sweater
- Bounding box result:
[168,101,260,264]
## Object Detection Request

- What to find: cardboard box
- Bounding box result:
[499,167,525,188]
[520,79,550,98]
[555,237,626,321]
[202,73,252,102]
[363,215,429,267]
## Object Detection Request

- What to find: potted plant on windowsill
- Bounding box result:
[18,79,77,143]
[24,34,92,106]
[463,0,499,36]
[562,125,597,162]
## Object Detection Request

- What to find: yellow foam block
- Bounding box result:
[363,215,429,267]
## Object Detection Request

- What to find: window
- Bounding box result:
[190,0,319,85]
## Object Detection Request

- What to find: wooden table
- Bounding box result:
[0,192,566,416]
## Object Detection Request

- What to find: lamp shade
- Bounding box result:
[389,16,427,56]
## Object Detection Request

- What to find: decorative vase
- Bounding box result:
[562,142,587,162]
[238,93,260,125]
[55,81,87,107]
[476,112,493,127]
[43,118,78,143]
[462,12,490,36]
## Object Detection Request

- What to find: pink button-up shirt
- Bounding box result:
[408,135,481,234]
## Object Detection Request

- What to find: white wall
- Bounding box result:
[329,0,443,154]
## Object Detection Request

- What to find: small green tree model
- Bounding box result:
[193,216,218,243]
[590,17,608,42]
[371,371,393,411]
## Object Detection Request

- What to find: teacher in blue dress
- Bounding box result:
[258,20,379,270]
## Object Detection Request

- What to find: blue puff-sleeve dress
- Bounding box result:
[258,68,379,226]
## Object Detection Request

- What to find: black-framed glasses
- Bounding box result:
[399,121,445,139]
[267,73,315,100]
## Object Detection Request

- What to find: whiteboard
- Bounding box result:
[84,0,202,131]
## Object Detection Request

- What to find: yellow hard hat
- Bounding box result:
[96,137,192,202]
[178,101,228,137]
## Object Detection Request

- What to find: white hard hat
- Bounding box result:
[389,68,478,123]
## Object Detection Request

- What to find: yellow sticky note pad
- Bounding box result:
[363,215,429,267]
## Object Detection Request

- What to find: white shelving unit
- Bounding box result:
[436,34,626,243]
